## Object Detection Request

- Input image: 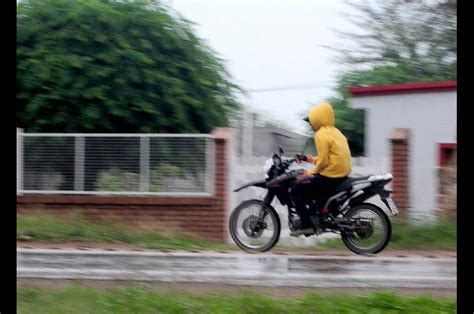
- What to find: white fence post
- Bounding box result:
[140,137,150,192]
[74,136,85,191]
[17,128,23,194]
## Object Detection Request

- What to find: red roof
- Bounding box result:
[348,80,456,97]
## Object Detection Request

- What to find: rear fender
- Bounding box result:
[377,188,399,216]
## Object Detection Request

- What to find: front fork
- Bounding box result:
[263,190,275,205]
[253,191,275,232]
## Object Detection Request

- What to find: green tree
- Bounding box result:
[322,0,456,156]
[17,0,241,133]
[333,0,456,78]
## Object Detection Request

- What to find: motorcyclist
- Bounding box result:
[290,102,352,236]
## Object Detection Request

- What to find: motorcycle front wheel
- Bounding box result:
[341,203,392,254]
[229,199,281,253]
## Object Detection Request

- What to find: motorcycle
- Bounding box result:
[229,146,399,254]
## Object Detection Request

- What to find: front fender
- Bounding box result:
[233,179,267,192]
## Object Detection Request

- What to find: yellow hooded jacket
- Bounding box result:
[307,103,352,178]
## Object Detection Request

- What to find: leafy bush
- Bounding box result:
[96,168,139,191]
[149,163,184,192]
[96,163,184,192]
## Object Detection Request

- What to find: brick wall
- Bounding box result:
[16,128,233,243]
[389,128,410,219]
[438,150,457,220]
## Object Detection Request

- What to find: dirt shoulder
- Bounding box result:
[17,241,457,258]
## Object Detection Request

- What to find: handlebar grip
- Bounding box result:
[296,153,307,161]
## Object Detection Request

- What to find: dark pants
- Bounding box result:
[290,174,347,229]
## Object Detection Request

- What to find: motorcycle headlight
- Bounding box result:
[262,158,273,179]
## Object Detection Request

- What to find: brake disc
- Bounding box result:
[242,215,264,238]
[354,221,374,239]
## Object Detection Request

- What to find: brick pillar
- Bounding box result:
[438,150,457,221]
[389,129,410,219]
[211,128,234,242]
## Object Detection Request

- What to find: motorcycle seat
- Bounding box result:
[334,176,370,193]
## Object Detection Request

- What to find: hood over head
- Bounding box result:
[307,102,335,131]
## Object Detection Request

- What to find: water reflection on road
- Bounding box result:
[17,249,456,289]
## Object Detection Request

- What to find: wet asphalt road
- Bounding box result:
[17,249,456,289]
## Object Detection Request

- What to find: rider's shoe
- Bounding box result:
[309,215,319,226]
[290,227,314,237]
[290,217,302,230]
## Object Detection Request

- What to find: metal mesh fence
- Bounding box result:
[22,136,75,191]
[18,133,215,195]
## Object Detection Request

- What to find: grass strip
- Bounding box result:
[17,285,456,314]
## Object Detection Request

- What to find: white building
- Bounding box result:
[348,81,457,220]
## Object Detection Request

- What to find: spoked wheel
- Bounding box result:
[229,199,280,253]
[341,203,391,254]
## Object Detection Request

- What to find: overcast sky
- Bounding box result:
[169,0,356,134]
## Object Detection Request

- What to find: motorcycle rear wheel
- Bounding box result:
[341,203,392,254]
[229,199,281,253]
